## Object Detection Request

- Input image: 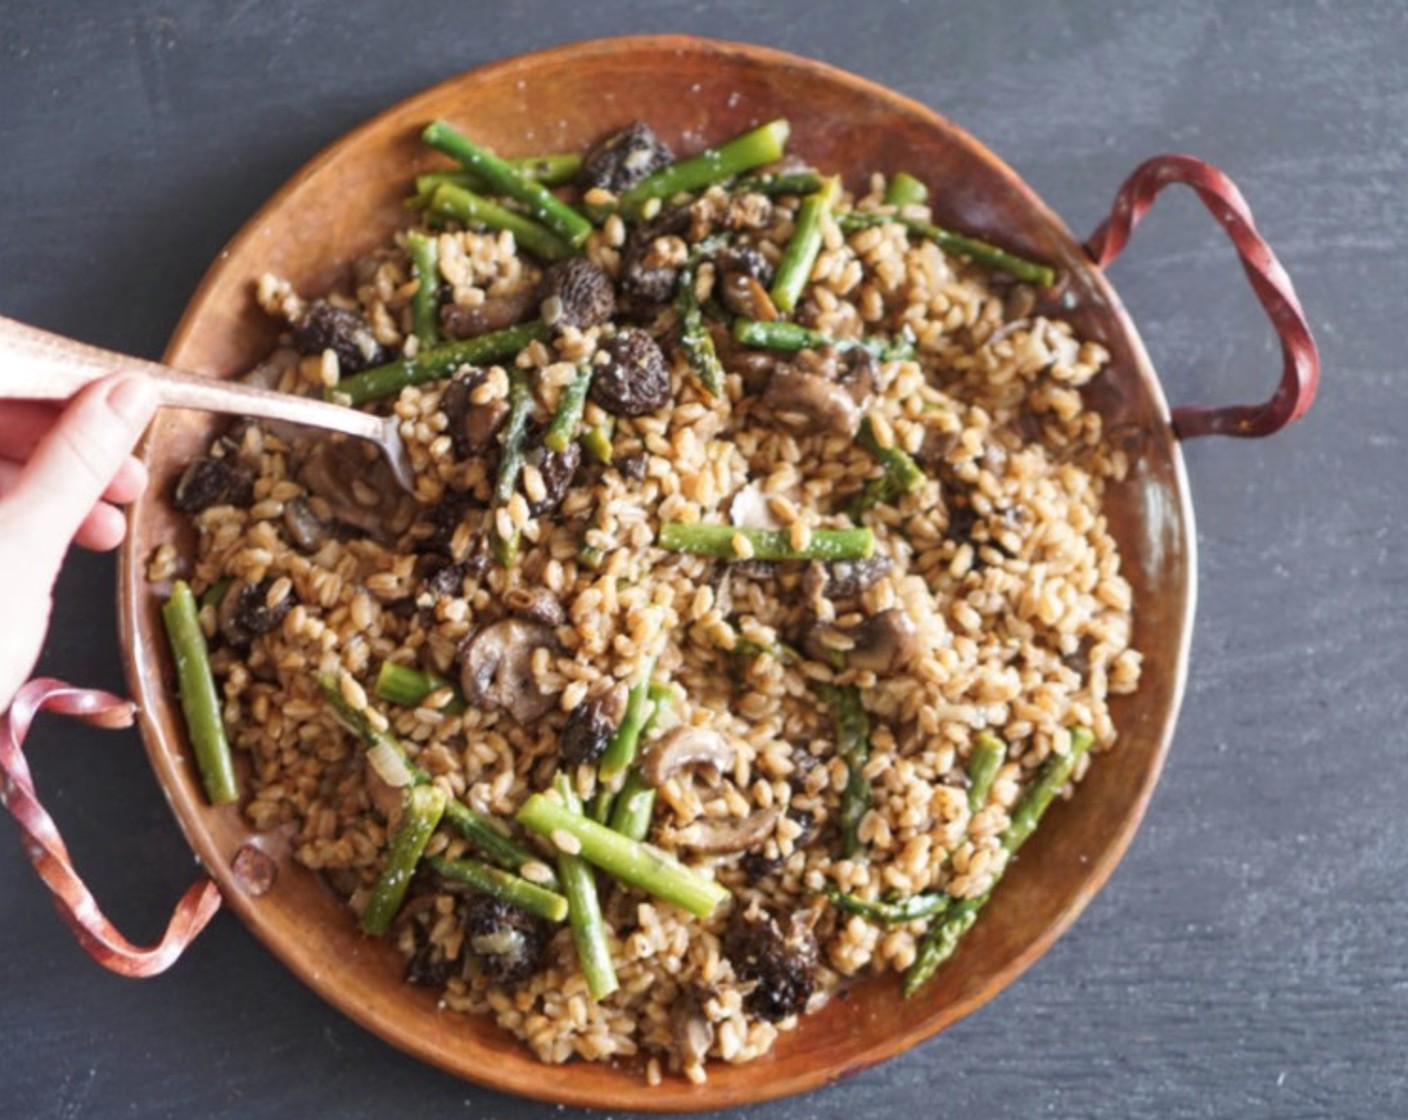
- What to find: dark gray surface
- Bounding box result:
[0,2,1401,1117]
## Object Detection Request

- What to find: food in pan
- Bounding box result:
[154,115,1140,1082]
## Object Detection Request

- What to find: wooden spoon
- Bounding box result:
[0,314,415,492]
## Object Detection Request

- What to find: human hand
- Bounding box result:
[0,375,159,712]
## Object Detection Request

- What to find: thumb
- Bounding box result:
[5,374,159,568]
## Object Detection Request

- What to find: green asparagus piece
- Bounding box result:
[490,368,534,567]
[966,732,1008,813]
[816,683,871,858]
[581,421,614,465]
[732,169,824,197]
[1003,728,1095,852]
[329,320,550,405]
[770,175,840,313]
[606,770,657,843]
[545,364,594,452]
[517,792,730,918]
[822,886,951,925]
[596,658,657,788]
[619,119,791,211]
[552,775,619,1000]
[902,727,1095,996]
[883,171,930,207]
[732,636,800,663]
[406,230,440,348]
[731,318,916,362]
[422,120,592,248]
[577,543,606,570]
[837,210,1057,288]
[317,675,555,886]
[410,153,585,207]
[658,522,874,563]
[426,855,569,923]
[198,578,231,612]
[848,414,927,517]
[162,581,239,805]
[672,233,731,397]
[361,784,447,936]
[428,183,575,262]
[374,661,466,715]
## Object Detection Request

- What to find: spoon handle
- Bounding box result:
[0,313,386,443]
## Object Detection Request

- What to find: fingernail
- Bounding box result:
[106,376,158,426]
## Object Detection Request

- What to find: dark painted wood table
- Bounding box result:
[2,3,1401,1116]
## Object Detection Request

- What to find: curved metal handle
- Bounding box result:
[0,678,221,977]
[1084,154,1320,440]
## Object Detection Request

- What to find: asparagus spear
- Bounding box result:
[426,855,569,923]
[732,169,824,197]
[658,522,874,563]
[903,728,1095,997]
[553,774,619,1001]
[422,120,592,248]
[581,421,614,465]
[822,886,951,926]
[837,210,1057,288]
[544,364,594,453]
[374,661,466,715]
[406,230,440,348]
[883,171,930,207]
[517,793,730,918]
[490,368,534,567]
[770,175,841,313]
[317,675,555,886]
[816,683,871,858]
[731,318,917,362]
[849,415,927,517]
[329,320,550,405]
[966,732,1008,813]
[198,577,231,612]
[428,183,576,263]
[606,769,657,843]
[675,248,726,396]
[162,580,238,805]
[596,659,657,789]
[409,153,585,206]
[619,119,791,211]
[361,784,446,936]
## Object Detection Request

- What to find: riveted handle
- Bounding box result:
[1085,154,1320,439]
[0,678,221,977]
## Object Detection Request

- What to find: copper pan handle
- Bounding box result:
[1084,154,1320,440]
[0,678,221,976]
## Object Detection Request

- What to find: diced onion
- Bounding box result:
[367,739,414,788]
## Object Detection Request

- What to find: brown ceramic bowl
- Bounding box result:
[91,34,1313,1111]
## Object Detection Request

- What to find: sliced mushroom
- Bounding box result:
[172,457,254,514]
[670,992,716,1068]
[298,438,414,541]
[718,271,778,322]
[459,618,559,724]
[439,287,538,340]
[282,496,332,552]
[802,608,920,674]
[760,367,862,438]
[675,807,779,855]
[504,586,565,628]
[641,726,737,789]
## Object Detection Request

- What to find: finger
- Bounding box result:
[0,400,60,459]
[73,501,129,552]
[104,454,150,505]
[3,374,158,568]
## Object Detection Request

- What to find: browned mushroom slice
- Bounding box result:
[640,726,737,789]
[675,807,780,855]
[297,438,415,541]
[670,991,716,1068]
[718,271,779,322]
[760,366,862,438]
[439,286,539,340]
[459,618,559,724]
[504,586,565,628]
[217,577,294,647]
[802,607,920,674]
[282,496,332,552]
